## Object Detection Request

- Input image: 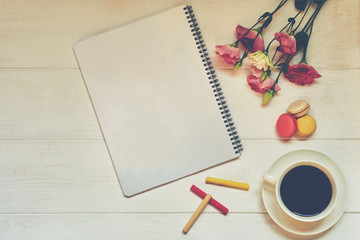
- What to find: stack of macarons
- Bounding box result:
[276,100,317,139]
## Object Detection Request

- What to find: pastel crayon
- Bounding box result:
[206,177,250,190]
[183,194,212,234]
[190,185,228,214]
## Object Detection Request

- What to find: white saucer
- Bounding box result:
[262,149,348,236]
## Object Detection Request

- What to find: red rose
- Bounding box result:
[236,25,265,52]
[274,32,296,56]
[215,44,241,65]
[284,63,321,85]
[247,66,280,94]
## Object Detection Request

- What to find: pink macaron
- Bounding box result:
[276,113,298,139]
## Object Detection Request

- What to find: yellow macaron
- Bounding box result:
[297,115,317,137]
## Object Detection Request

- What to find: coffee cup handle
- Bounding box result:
[263,175,277,189]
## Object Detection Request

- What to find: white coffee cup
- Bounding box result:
[263,160,337,223]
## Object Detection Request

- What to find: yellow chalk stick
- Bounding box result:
[183,193,212,234]
[206,177,250,190]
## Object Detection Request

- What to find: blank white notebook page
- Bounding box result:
[74,5,239,197]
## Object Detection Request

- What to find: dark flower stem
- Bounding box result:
[265,11,300,52]
[240,49,249,62]
[301,24,314,62]
[273,55,293,88]
[302,0,325,33]
[272,49,279,61]
[234,27,263,64]
[301,1,325,61]
[271,0,288,15]
[267,55,292,95]
[266,11,301,55]
[274,54,286,66]
[287,11,302,32]
[243,0,288,36]
[251,27,263,48]
[292,0,313,32]
[243,20,264,37]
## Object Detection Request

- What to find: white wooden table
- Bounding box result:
[1,0,359,239]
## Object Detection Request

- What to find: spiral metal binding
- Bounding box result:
[184,5,243,154]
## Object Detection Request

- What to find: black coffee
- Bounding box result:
[280,165,332,217]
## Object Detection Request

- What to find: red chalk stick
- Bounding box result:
[190,185,229,214]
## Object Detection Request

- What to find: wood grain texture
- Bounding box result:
[0,0,359,239]
[0,140,358,213]
[0,0,359,68]
[0,69,358,140]
[0,213,358,240]
[0,69,102,139]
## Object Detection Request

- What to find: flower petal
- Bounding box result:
[284,62,321,85]
[252,34,265,52]
[250,66,263,78]
[236,25,265,52]
[215,44,241,65]
[274,32,297,55]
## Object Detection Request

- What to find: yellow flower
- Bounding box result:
[248,51,274,71]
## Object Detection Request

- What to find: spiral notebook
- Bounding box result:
[73,5,242,197]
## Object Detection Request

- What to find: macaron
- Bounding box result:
[297,115,317,137]
[276,114,298,139]
[287,100,310,118]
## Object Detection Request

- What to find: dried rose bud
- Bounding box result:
[295,0,308,11]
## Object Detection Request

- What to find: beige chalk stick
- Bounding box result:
[183,193,212,234]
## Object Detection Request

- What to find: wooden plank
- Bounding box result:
[0,69,102,139]
[0,0,359,68]
[0,140,358,213]
[0,68,358,140]
[1,1,358,239]
[0,213,357,239]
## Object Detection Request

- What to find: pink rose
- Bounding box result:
[284,63,321,85]
[236,25,265,52]
[274,32,296,56]
[215,44,241,65]
[247,66,280,94]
